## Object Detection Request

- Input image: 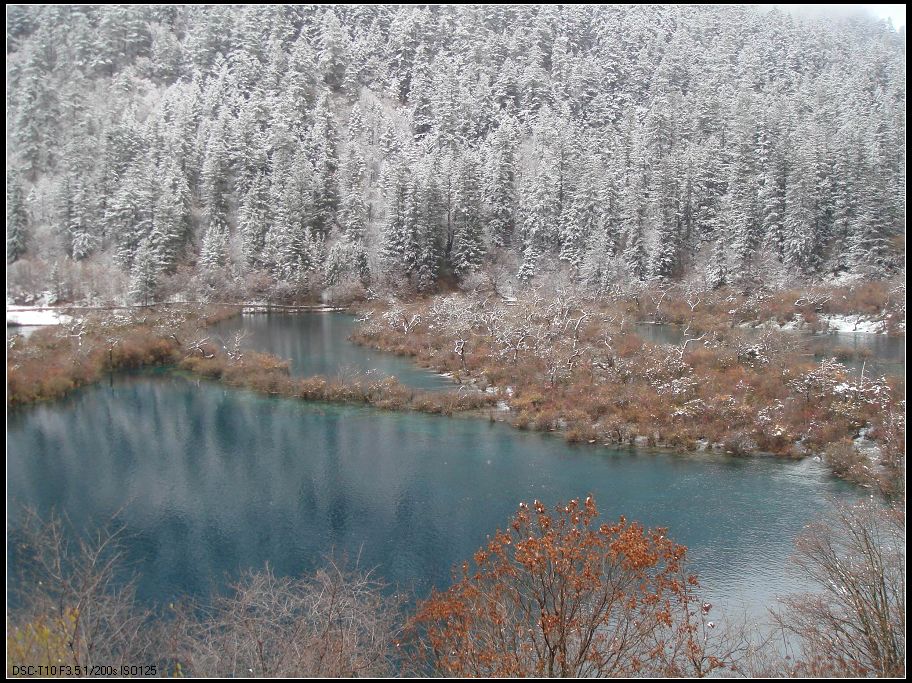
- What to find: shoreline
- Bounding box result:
[7,304,903,497]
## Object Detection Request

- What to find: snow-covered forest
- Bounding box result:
[6,5,906,304]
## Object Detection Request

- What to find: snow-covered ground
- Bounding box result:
[241,304,347,314]
[819,314,886,334]
[7,305,72,327]
[748,313,890,334]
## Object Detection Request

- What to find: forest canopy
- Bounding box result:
[5,5,906,303]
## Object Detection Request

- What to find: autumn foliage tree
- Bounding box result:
[409,497,742,677]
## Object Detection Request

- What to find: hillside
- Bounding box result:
[5,5,906,305]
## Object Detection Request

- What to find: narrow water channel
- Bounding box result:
[212,312,453,390]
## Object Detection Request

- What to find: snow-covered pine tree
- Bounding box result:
[783,133,820,275]
[338,145,367,237]
[560,150,603,273]
[238,171,270,270]
[309,93,341,237]
[151,155,192,273]
[199,215,230,273]
[200,110,232,225]
[484,117,518,248]
[380,156,419,279]
[108,163,155,271]
[6,171,29,264]
[451,151,485,277]
[129,238,159,305]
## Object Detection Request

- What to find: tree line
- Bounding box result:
[6,5,906,304]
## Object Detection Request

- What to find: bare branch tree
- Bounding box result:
[772,500,905,677]
[222,329,251,362]
[8,508,158,672]
[167,557,405,677]
[677,322,707,361]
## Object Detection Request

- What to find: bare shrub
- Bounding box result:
[773,501,905,677]
[7,509,157,673]
[167,559,404,677]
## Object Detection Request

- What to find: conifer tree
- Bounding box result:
[7,171,29,264]
[151,156,192,273]
[451,152,485,277]
[129,238,158,305]
[239,171,270,269]
[199,215,230,273]
[339,146,368,237]
[485,121,518,249]
[310,93,340,236]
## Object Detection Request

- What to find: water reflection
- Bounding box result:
[212,313,452,390]
[8,373,859,620]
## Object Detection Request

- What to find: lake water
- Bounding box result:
[8,374,858,621]
[211,312,453,390]
[7,325,50,340]
[7,313,863,626]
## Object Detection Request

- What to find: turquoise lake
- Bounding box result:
[7,314,864,624]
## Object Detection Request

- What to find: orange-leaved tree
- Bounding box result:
[408,497,741,677]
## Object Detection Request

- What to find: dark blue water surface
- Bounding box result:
[8,372,859,621]
[211,312,452,390]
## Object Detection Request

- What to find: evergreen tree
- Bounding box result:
[151,155,192,273]
[451,152,485,276]
[68,177,98,261]
[129,238,158,305]
[339,146,368,237]
[850,143,896,276]
[7,171,29,264]
[519,156,560,278]
[783,136,820,275]
[559,152,602,272]
[380,157,418,277]
[200,111,232,224]
[317,9,350,91]
[517,242,540,283]
[310,93,341,236]
[621,173,649,281]
[199,215,230,273]
[325,234,369,286]
[485,120,518,248]
[239,171,270,269]
[108,164,154,271]
[3,6,905,296]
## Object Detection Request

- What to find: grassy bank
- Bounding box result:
[178,348,495,415]
[614,280,906,335]
[8,289,903,496]
[7,305,238,406]
[351,289,904,497]
[7,304,495,418]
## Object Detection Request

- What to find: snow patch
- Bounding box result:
[853,425,883,464]
[822,271,865,287]
[820,314,885,334]
[7,306,72,326]
[241,304,348,314]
